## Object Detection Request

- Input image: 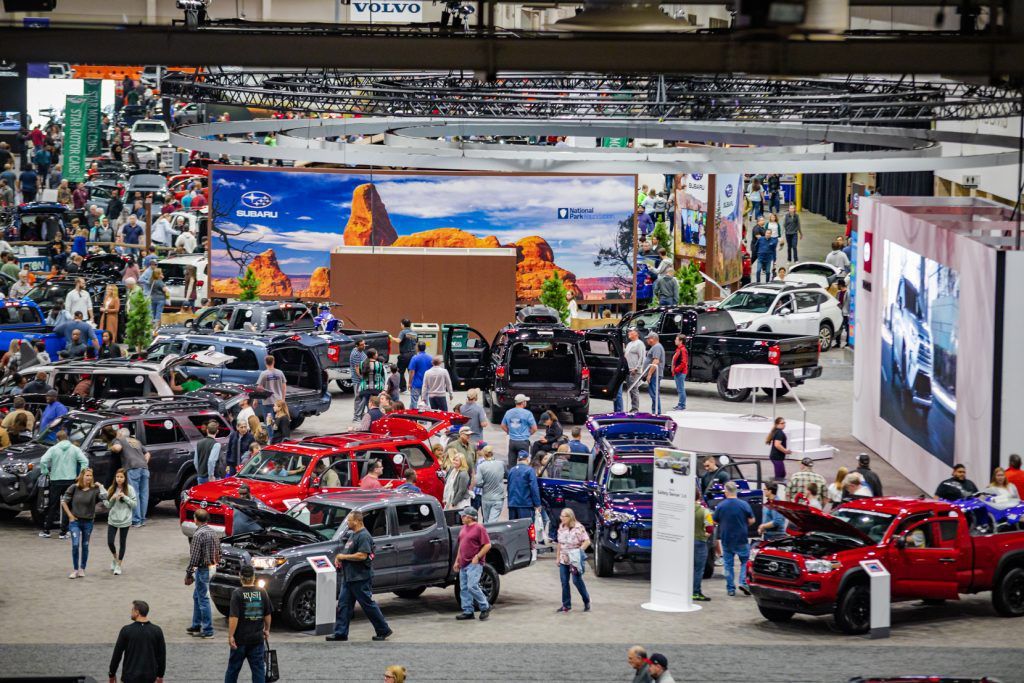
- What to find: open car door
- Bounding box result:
[158,348,234,375]
[538,449,600,534]
[583,329,627,399]
[442,324,491,390]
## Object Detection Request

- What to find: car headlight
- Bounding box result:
[4,462,30,475]
[250,556,287,570]
[736,321,751,330]
[804,559,840,574]
[602,510,635,524]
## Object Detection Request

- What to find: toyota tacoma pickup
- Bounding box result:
[748,498,1024,634]
[209,490,536,629]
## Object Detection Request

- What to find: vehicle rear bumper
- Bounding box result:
[749,583,834,615]
[782,365,822,385]
[496,390,588,411]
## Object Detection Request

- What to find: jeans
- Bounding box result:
[751,202,763,219]
[333,578,390,637]
[627,370,641,412]
[107,525,129,560]
[480,499,504,523]
[191,567,214,636]
[722,542,750,592]
[785,236,798,261]
[197,476,209,485]
[647,375,661,414]
[459,563,490,614]
[508,506,533,521]
[69,519,93,570]
[756,258,772,283]
[225,641,265,683]
[612,385,624,413]
[837,315,850,347]
[693,539,709,595]
[672,373,686,410]
[428,396,448,412]
[769,193,781,214]
[559,562,591,609]
[43,479,75,534]
[409,387,422,410]
[151,297,165,324]
[353,391,369,420]
[507,440,530,470]
[127,467,149,525]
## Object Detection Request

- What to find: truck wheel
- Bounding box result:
[993,566,1024,617]
[758,606,795,623]
[571,408,589,425]
[214,601,231,617]
[834,583,871,634]
[595,541,615,577]
[452,564,500,609]
[761,385,790,398]
[335,379,353,394]
[393,587,427,599]
[490,404,506,424]
[289,416,305,430]
[818,322,834,350]
[284,579,317,630]
[0,507,19,521]
[717,368,752,403]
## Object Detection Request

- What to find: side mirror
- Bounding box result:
[436,470,446,480]
[895,534,906,550]
[185,319,195,329]
[311,476,321,488]
[718,454,731,466]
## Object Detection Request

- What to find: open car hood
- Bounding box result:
[221,497,317,535]
[769,501,875,545]
[158,349,234,374]
[587,413,677,441]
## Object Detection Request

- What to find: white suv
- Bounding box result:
[159,253,208,310]
[718,282,844,349]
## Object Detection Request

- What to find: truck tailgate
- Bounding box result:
[728,330,820,370]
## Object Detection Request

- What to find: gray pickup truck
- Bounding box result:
[209,490,535,630]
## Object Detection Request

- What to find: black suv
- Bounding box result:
[0,396,231,523]
[443,306,626,424]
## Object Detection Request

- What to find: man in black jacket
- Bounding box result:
[109,599,166,683]
[935,463,978,501]
[855,453,884,497]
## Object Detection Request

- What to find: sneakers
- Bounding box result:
[738,584,751,596]
[583,603,591,612]
[727,590,736,596]
[455,613,475,620]
[372,630,393,641]
[58,533,69,540]
[38,531,50,538]
[111,560,117,573]
[185,626,201,635]
[197,632,214,639]
[479,609,490,621]
[68,571,78,579]
[555,606,571,613]
[77,569,85,578]
[324,635,347,642]
[114,563,122,576]
[693,593,711,602]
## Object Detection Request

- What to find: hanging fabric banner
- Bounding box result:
[62,95,88,183]
[83,79,103,156]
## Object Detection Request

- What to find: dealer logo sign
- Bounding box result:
[237,190,278,218]
[351,1,423,22]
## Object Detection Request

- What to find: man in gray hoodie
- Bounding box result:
[38,431,88,538]
[653,269,679,306]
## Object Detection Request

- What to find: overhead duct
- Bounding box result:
[552,1,694,32]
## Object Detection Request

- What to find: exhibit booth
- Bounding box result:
[852,196,1024,494]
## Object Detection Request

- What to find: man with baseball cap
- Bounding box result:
[787,457,827,502]
[454,507,492,621]
[225,564,272,683]
[501,394,537,470]
[450,425,477,473]
[855,453,883,497]
[648,653,676,682]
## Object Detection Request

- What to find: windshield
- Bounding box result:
[831,509,895,543]
[287,501,351,540]
[88,186,117,200]
[0,306,42,324]
[133,123,166,134]
[35,415,98,447]
[607,461,654,494]
[790,264,833,277]
[238,449,314,485]
[621,311,662,332]
[719,291,777,313]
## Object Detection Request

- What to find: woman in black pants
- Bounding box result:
[103,468,136,576]
[530,410,565,463]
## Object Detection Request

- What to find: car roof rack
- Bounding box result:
[107,396,217,414]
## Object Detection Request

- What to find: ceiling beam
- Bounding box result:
[2,26,1023,76]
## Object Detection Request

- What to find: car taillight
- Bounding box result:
[496,366,506,379]
[528,523,536,543]
[768,345,781,365]
[196,279,204,287]
[581,367,590,380]
[327,344,340,363]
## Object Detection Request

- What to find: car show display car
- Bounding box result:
[616,305,823,401]
[748,498,1024,634]
[0,299,66,358]
[210,490,535,629]
[716,282,845,350]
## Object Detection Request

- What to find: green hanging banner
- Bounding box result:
[601,137,629,148]
[62,95,88,183]
[83,79,102,156]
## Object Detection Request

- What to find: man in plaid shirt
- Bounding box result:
[185,508,219,639]
[787,458,827,502]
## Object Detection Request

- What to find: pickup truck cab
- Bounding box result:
[178,410,462,538]
[748,498,1024,634]
[443,307,626,424]
[887,275,934,414]
[0,299,65,358]
[210,490,535,629]
[146,331,332,426]
[617,305,822,402]
[717,282,844,350]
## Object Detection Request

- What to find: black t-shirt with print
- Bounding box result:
[229,586,272,645]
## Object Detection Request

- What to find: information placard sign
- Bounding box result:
[643,447,701,613]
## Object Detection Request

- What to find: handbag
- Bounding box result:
[264,639,280,683]
[37,474,49,490]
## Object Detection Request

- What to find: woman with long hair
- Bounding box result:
[60,466,108,579]
[765,417,791,481]
[98,329,123,359]
[555,507,592,613]
[442,452,470,510]
[149,267,167,325]
[988,467,1021,506]
[384,665,407,683]
[827,466,848,508]
[100,283,121,342]
[183,265,198,311]
[104,468,136,575]
[270,400,290,444]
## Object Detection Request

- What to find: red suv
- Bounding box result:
[179,410,462,538]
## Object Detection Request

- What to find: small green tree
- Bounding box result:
[652,219,673,258]
[124,286,154,352]
[676,261,704,305]
[539,274,572,324]
[237,266,260,301]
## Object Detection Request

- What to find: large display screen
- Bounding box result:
[209,168,636,304]
[880,241,959,464]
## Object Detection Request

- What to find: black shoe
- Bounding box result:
[455,613,475,620]
[583,603,591,612]
[479,609,490,621]
[693,593,711,602]
[185,626,201,635]
[372,630,393,641]
[738,584,751,596]
[325,635,348,642]
[198,632,214,639]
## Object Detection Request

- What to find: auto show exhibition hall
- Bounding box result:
[1,2,1023,682]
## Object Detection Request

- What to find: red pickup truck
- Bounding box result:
[748,498,1024,634]
[179,410,461,538]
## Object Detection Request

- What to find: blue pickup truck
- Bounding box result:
[537,413,764,577]
[0,299,65,359]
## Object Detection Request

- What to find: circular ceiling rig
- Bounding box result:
[172,117,1023,173]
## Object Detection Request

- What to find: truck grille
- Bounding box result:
[217,554,243,576]
[184,508,226,526]
[629,527,652,541]
[753,556,800,580]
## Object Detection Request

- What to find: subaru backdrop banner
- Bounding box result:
[713,173,744,287]
[209,168,637,305]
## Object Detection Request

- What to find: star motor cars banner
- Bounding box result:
[713,174,744,286]
[674,173,708,261]
[61,95,88,183]
[83,79,102,157]
[209,168,637,304]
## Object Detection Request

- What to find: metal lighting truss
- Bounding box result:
[161,70,1021,123]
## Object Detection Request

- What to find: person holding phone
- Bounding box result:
[104,468,137,576]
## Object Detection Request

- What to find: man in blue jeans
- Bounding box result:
[109,428,152,527]
[327,511,392,641]
[454,507,492,621]
[711,481,755,596]
[693,498,712,601]
[185,509,218,638]
[407,341,433,410]
[226,565,271,683]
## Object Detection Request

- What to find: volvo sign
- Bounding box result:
[350,1,423,22]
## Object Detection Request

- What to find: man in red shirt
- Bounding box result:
[671,334,689,411]
[1006,454,1024,494]
[359,459,384,490]
[453,507,492,621]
